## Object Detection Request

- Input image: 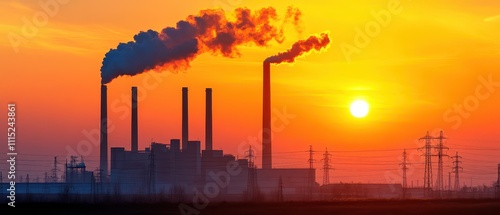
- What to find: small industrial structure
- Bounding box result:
[65,156,94,184]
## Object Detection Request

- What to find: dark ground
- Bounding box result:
[2,199,500,215]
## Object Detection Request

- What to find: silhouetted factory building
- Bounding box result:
[106,86,313,200]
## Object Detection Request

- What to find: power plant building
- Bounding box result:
[107,86,314,200]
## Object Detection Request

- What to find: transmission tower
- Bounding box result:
[307,145,315,199]
[52,157,59,183]
[322,148,332,185]
[452,152,463,191]
[246,145,258,201]
[433,131,448,197]
[246,145,256,168]
[419,131,433,196]
[309,145,315,169]
[400,149,409,198]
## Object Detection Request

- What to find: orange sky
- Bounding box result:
[1,0,499,186]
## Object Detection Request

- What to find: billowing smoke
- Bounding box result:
[100,7,301,84]
[285,7,303,34]
[265,32,330,64]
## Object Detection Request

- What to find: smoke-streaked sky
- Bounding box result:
[1,0,499,186]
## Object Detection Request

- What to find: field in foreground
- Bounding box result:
[3,199,500,215]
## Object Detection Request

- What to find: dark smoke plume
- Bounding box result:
[100,7,301,84]
[265,32,330,64]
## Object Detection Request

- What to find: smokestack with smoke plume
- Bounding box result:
[262,62,271,169]
[100,6,302,84]
[265,32,330,64]
[262,32,330,169]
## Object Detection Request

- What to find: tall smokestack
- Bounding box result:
[205,88,213,151]
[131,86,138,152]
[261,32,330,170]
[262,62,272,169]
[182,87,188,151]
[100,84,108,179]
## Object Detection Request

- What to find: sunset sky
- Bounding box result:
[1,0,499,186]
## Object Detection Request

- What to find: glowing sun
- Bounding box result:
[350,100,369,118]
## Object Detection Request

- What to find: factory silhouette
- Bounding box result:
[4,62,498,203]
[96,31,331,200]
[2,4,499,202]
[92,7,333,201]
[3,37,500,203]
[101,62,313,201]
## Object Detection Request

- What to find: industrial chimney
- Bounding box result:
[262,62,272,169]
[100,84,108,179]
[205,88,213,151]
[182,87,188,151]
[131,86,138,152]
